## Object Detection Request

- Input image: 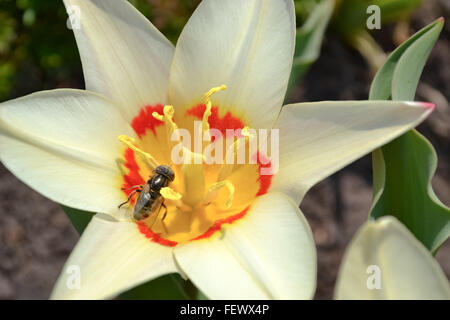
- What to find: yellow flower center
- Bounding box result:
[117,86,273,246]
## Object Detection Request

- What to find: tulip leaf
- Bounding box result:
[287,0,335,96]
[61,205,95,235]
[332,0,423,41]
[369,18,450,254]
[196,290,209,300]
[119,274,188,300]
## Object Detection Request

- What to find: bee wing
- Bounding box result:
[134,186,151,214]
[119,201,135,221]
[147,196,165,228]
[152,196,164,215]
[117,187,142,221]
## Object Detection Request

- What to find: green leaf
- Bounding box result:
[332,0,423,41]
[61,205,95,235]
[196,290,209,300]
[287,0,335,96]
[369,19,439,100]
[119,274,188,300]
[369,18,450,254]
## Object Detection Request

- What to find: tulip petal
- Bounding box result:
[174,192,316,299]
[51,214,178,299]
[0,89,133,215]
[334,216,450,299]
[271,101,434,203]
[169,0,295,129]
[63,0,174,121]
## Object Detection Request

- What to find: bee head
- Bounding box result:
[154,165,175,181]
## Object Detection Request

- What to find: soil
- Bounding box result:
[0,0,449,299]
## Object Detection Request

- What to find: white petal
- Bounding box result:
[64,0,174,121]
[335,216,450,300]
[271,101,434,203]
[174,192,316,299]
[0,89,133,214]
[51,214,177,299]
[169,0,295,128]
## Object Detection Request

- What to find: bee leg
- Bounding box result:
[149,201,169,234]
[161,203,168,221]
[118,189,141,208]
[160,201,169,234]
[121,185,143,191]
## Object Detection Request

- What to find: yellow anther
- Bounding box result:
[241,126,251,137]
[218,126,254,181]
[228,127,250,158]
[202,85,226,140]
[241,126,256,154]
[228,126,252,153]
[161,187,187,211]
[205,180,235,209]
[152,105,177,129]
[152,105,180,145]
[163,104,175,118]
[160,187,182,201]
[204,84,227,100]
[202,104,212,135]
[152,112,164,121]
[163,105,178,135]
[118,135,159,170]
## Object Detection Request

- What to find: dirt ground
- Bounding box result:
[0,1,449,299]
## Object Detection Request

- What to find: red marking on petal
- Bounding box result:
[254,152,273,196]
[131,104,165,138]
[186,104,245,141]
[191,206,251,241]
[122,148,145,199]
[137,222,178,247]
[419,102,435,111]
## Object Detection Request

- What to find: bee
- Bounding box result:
[119,165,175,221]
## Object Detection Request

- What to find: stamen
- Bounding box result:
[152,105,177,135]
[204,180,235,209]
[159,186,186,211]
[160,187,182,201]
[227,126,253,156]
[202,85,227,140]
[118,135,159,170]
[152,105,181,148]
[241,127,252,137]
[218,126,254,180]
